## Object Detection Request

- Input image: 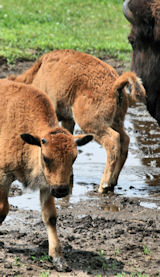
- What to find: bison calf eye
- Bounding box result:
[42,155,53,167]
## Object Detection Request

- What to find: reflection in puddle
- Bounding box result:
[9,182,40,211]
[140,202,160,210]
[9,104,160,211]
[9,181,94,211]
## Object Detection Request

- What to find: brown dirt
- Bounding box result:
[0,57,160,277]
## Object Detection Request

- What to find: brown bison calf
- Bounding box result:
[8,49,146,193]
[0,79,92,271]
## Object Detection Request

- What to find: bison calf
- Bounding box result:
[0,79,92,271]
[8,49,146,193]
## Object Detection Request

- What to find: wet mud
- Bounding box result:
[0,57,160,277]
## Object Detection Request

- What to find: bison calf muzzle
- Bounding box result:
[50,185,70,198]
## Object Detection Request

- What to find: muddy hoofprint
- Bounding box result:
[8,49,146,193]
[0,79,92,271]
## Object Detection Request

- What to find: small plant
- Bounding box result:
[115,248,120,255]
[98,250,108,271]
[13,256,21,267]
[31,255,37,262]
[39,272,50,277]
[112,260,118,271]
[117,273,126,277]
[39,254,51,262]
[98,249,103,258]
[143,245,151,255]
[31,253,51,263]
[117,273,149,277]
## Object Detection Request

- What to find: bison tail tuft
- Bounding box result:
[113,72,146,105]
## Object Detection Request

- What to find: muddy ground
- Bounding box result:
[0,57,160,277]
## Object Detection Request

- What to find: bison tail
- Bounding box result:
[7,56,43,84]
[113,72,146,104]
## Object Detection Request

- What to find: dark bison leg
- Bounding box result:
[111,127,130,186]
[155,95,160,126]
[0,187,9,225]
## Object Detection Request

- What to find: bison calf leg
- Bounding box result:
[40,189,69,272]
[98,127,121,193]
[0,187,9,225]
[111,128,130,186]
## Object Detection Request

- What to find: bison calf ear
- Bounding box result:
[20,133,41,147]
[75,135,93,146]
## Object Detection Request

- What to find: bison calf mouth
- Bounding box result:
[51,185,70,198]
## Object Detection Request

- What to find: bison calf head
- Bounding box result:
[21,127,93,198]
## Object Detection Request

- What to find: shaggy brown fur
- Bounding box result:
[8,49,146,193]
[0,79,92,271]
[123,0,160,125]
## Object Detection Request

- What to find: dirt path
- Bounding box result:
[0,57,160,277]
[1,194,160,277]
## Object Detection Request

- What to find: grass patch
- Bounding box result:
[13,256,21,267]
[98,249,108,271]
[117,273,150,277]
[39,272,50,277]
[143,245,151,255]
[0,0,131,63]
[31,253,51,263]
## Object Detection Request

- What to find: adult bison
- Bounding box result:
[0,79,92,271]
[123,0,160,125]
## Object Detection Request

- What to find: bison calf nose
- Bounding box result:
[51,185,70,198]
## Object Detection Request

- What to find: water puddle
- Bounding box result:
[9,104,160,211]
[140,201,160,210]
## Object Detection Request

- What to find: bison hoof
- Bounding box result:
[98,183,115,194]
[0,215,6,224]
[52,257,71,272]
[69,174,74,185]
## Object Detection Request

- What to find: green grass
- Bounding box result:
[98,249,108,271]
[117,273,150,277]
[143,245,151,255]
[31,253,51,263]
[13,256,21,267]
[39,271,50,277]
[0,0,131,64]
